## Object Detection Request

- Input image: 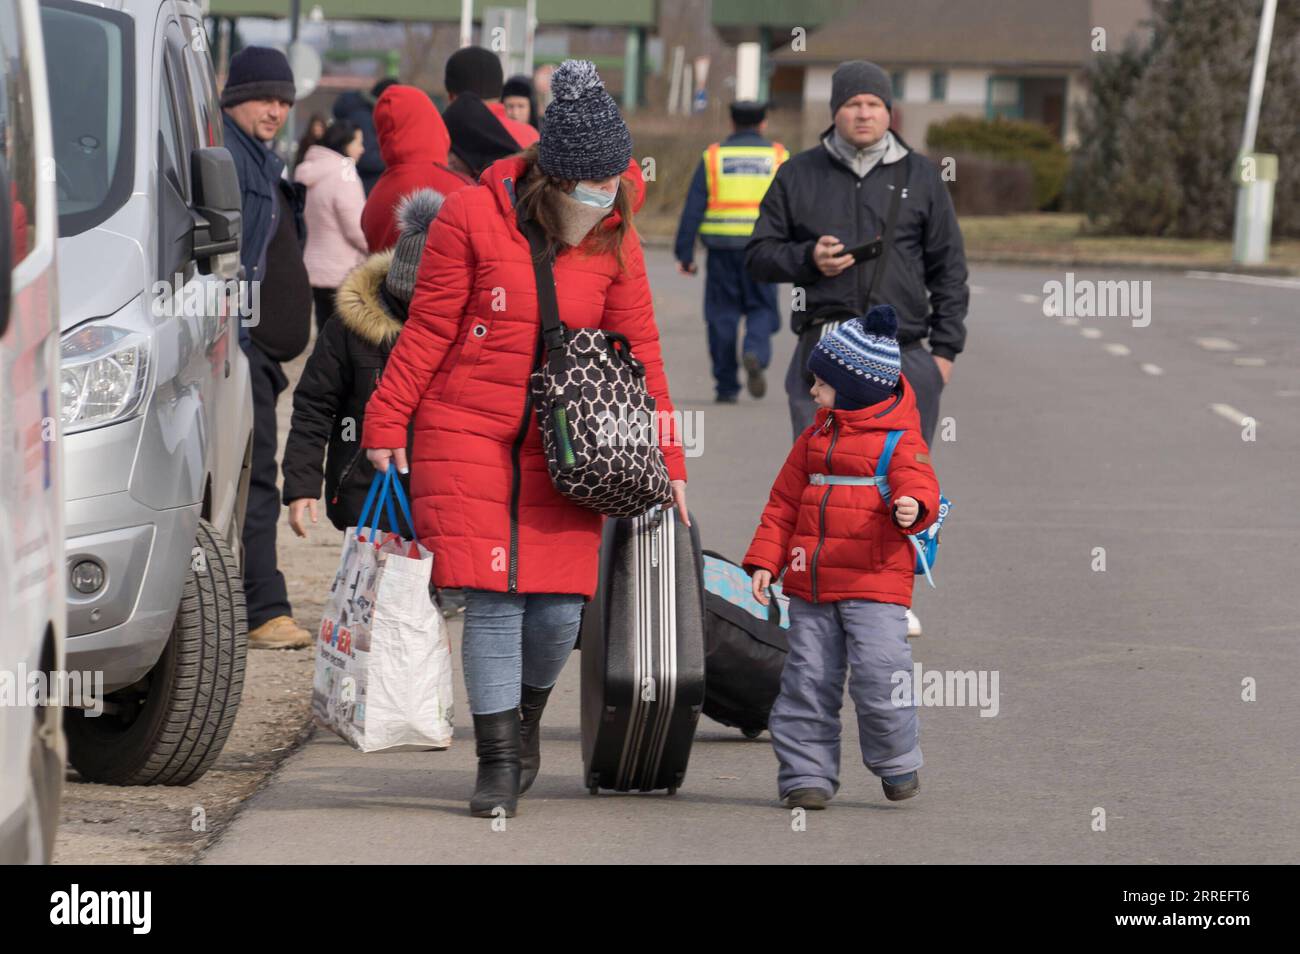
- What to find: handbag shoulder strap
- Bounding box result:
[866,153,910,309]
[520,216,566,378]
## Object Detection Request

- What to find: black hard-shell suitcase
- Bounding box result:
[580,508,705,795]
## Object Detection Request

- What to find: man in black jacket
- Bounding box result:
[222,47,315,649]
[746,60,969,444]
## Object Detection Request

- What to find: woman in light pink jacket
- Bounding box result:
[295,120,368,330]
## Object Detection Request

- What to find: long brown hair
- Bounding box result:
[512,145,633,271]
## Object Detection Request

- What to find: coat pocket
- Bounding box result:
[439,319,491,406]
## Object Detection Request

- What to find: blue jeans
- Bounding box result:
[460,590,584,715]
[770,595,922,798]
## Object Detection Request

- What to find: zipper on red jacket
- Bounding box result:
[508,332,543,592]
[809,413,839,602]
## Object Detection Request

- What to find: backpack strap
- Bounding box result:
[910,536,935,588]
[873,429,906,499]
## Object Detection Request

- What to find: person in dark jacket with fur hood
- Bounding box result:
[281,189,444,536]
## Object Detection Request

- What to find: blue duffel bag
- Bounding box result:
[701,551,790,738]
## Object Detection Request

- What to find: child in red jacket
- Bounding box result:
[744,306,940,809]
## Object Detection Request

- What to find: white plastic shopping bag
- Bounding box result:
[312,469,454,752]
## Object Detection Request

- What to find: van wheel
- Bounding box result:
[66,519,247,786]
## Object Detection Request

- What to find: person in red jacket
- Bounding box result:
[744,305,939,810]
[361,84,474,252]
[363,60,689,818]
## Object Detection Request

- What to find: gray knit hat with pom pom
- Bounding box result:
[538,60,632,181]
[384,188,444,302]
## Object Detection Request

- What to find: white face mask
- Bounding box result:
[572,182,617,209]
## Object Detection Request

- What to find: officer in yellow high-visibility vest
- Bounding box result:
[675,101,787,403]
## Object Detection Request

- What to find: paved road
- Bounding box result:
[201,255,1300,864]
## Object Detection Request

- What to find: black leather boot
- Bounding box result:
[517,684,553,796]
[469,710,520,817]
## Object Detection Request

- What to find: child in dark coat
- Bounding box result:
[281,189,442,536]
[744,305,940,809]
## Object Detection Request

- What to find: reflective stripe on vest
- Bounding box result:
[700,142,787,237]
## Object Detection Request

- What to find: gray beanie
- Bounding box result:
[537,60,632,181]
[385,189,445,302]
[830,60,893,115]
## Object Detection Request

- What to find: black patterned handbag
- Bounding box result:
[521,218,674,518]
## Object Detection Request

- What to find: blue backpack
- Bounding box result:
[875,430,951,588]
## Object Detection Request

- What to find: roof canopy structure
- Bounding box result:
[205,0,656,28]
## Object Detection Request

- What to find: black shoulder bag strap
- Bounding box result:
[865,153,911,308]
[520,216,567,379]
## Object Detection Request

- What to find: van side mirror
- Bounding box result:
[0,157,12,339]
[190,147,242,279]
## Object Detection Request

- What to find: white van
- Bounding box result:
[44,0,252,785]
[0,0,66,864]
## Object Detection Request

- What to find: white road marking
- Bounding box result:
[1232,356,1266,366]
[1276,390,1300,397]
[1017,293,1039,304]
[1080,327,1103,339]
[1140,363,1163,376]
[1060,316,1080,326]
[1210,403,1252,425]
[1187,270,1300,289]
[970,285,986,294]
[1104,343,1131,356]
[1194,336,1239,352]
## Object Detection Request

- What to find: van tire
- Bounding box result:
[66,519,248,786]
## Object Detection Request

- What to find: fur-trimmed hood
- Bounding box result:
[335,251,404,346]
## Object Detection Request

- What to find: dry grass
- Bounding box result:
[953,213,1300,271]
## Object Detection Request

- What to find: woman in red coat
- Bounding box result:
[363,61,689,818]
[360,84,474,252]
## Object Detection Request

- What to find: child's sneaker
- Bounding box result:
[782,788,830,810]
[882,771,920,801]
[905,608,922,638]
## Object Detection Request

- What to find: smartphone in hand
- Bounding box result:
[842,238,884,262]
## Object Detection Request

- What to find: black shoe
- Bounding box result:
[743,353,766,398]
[782,787,830,810]
[882,771,920,802]
[715,393,739,404]
[517,683,553,796]
[469,710,520,817]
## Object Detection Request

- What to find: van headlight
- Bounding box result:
[60,323,151,433]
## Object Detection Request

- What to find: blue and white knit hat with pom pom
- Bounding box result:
[807,305,903,410]
[538,59,632,181]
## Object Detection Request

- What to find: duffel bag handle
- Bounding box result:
[703,548,782,625]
